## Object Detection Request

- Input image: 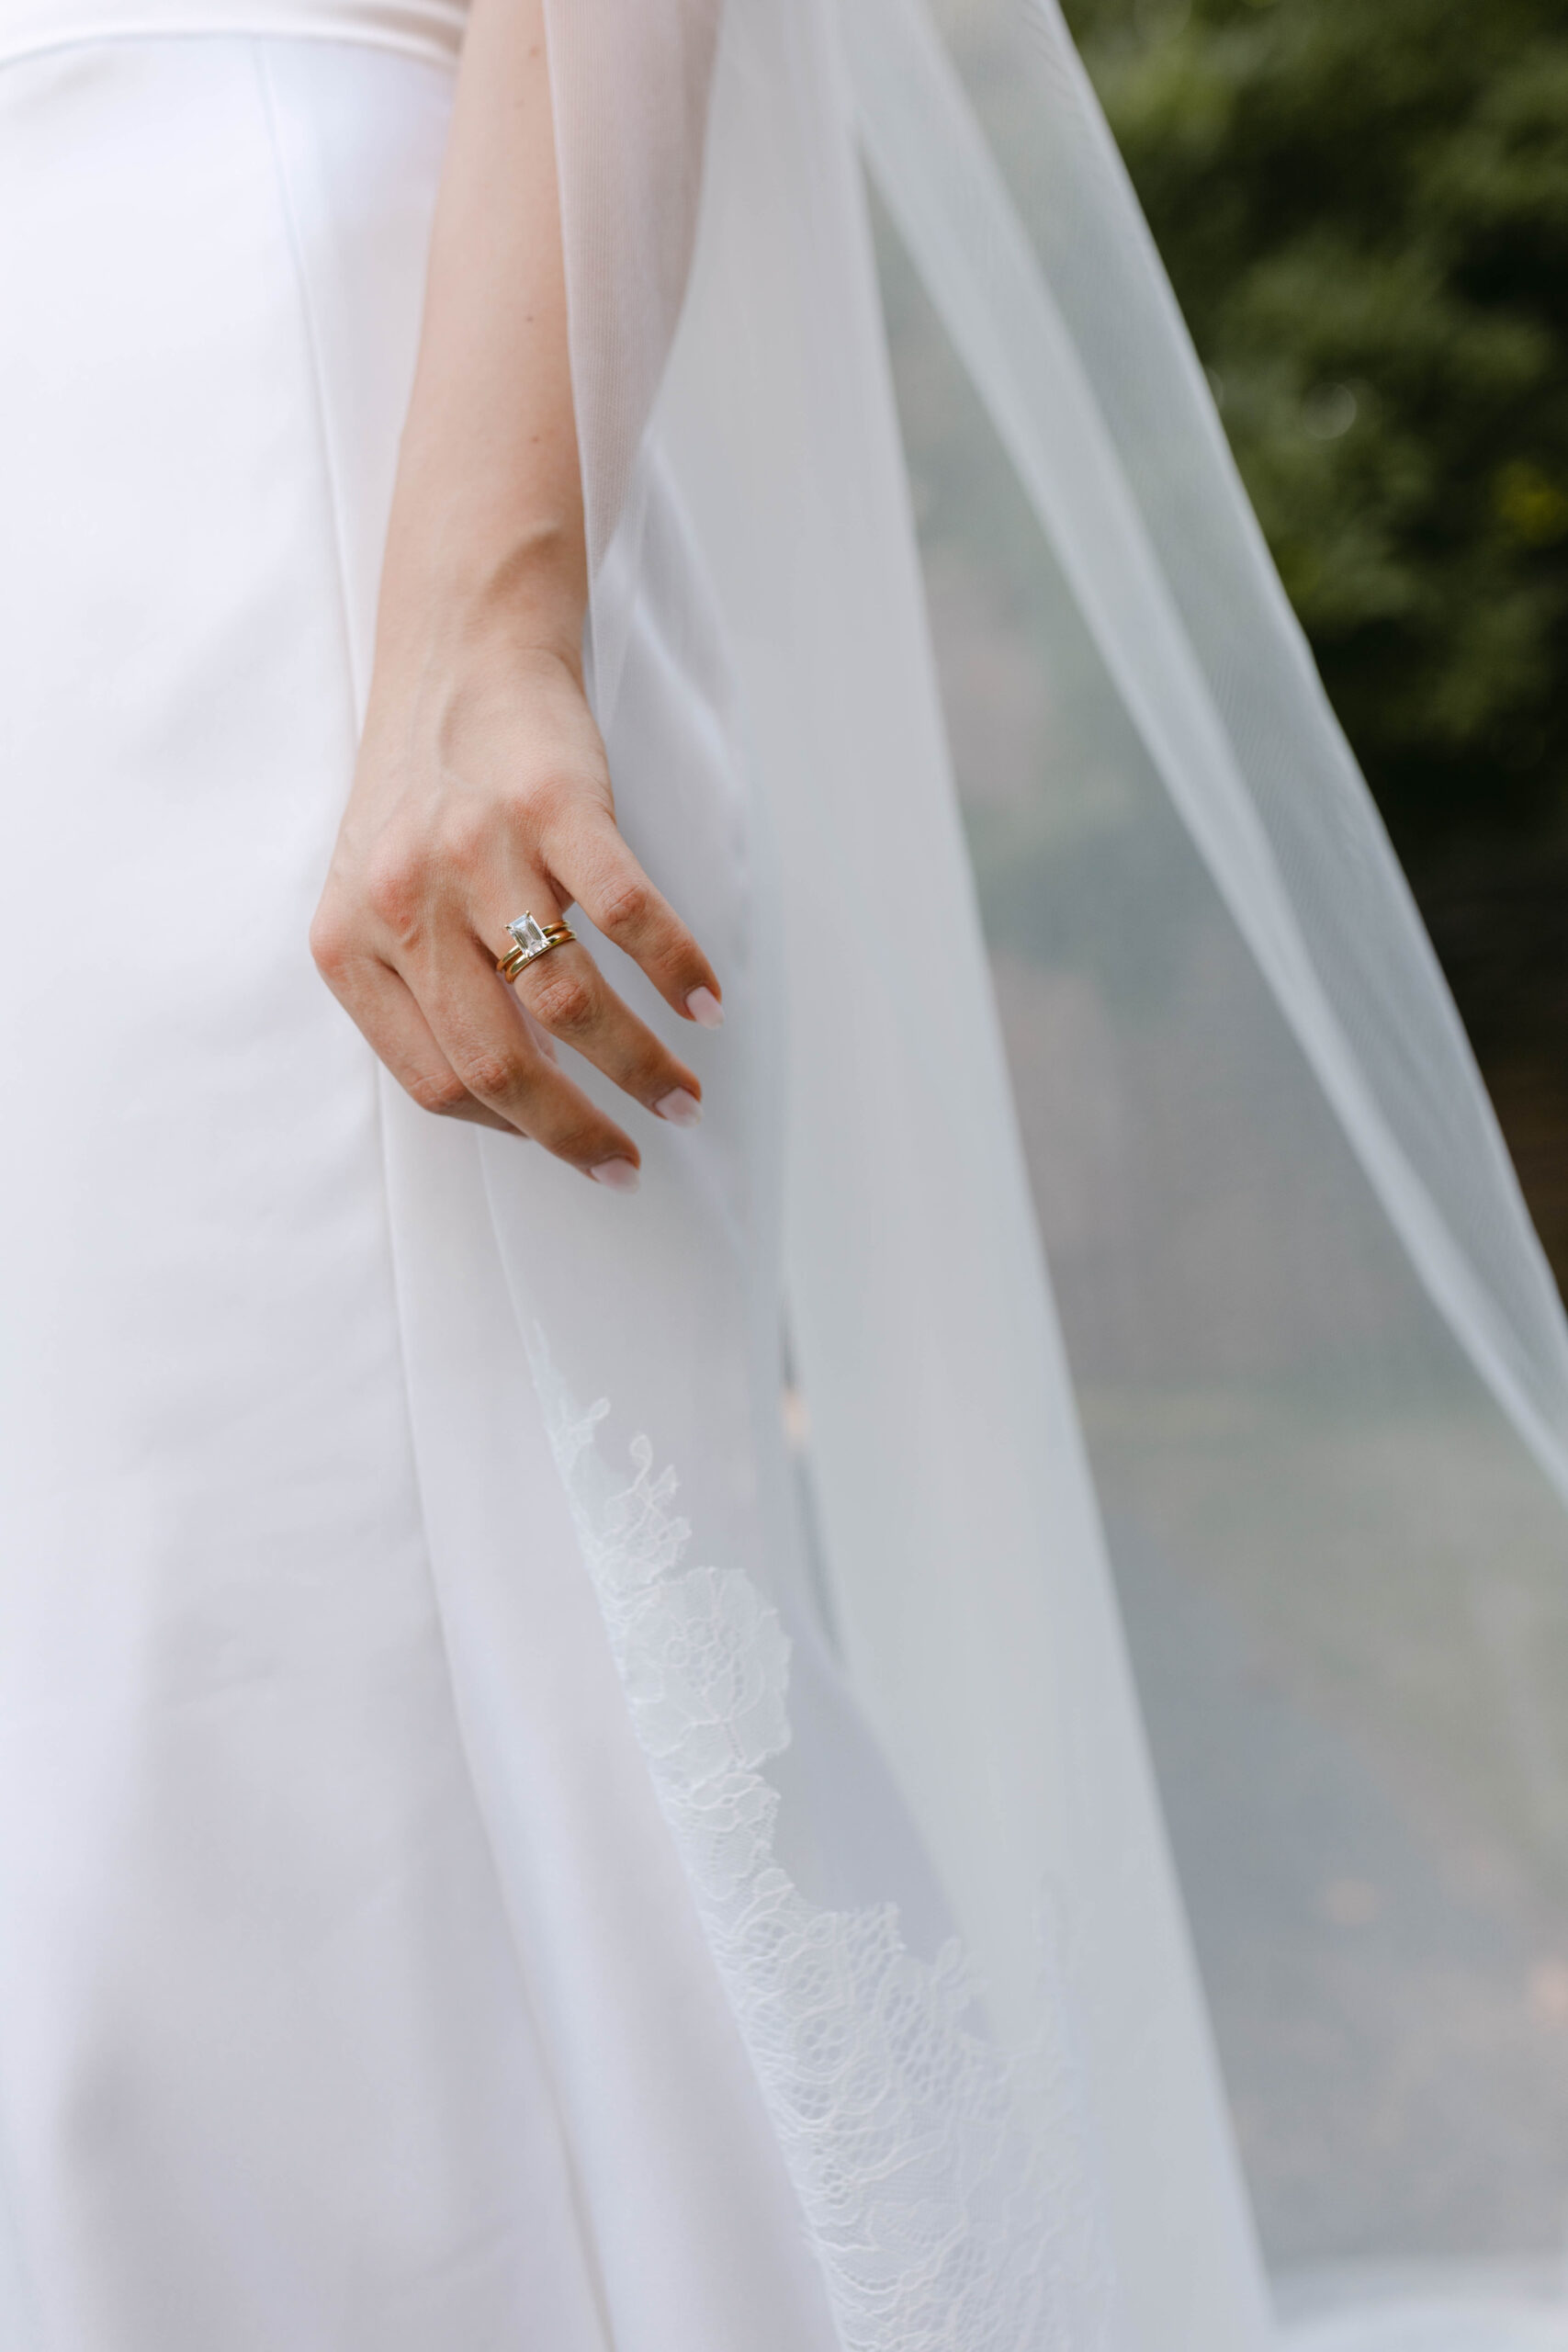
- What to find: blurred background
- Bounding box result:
[1068,0,1568,1282]
[874,0,1568,2317]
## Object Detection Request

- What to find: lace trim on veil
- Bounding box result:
[531,1337,1115,2352]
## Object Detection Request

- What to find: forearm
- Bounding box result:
[314,0,721,1180]
[377,0,584,682]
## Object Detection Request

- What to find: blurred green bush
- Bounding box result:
[1065,0,1568,870]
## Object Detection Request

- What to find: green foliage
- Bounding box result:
[1063,0,1568,865]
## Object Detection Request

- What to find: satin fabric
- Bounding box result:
[0,0,1279,2339]
[0,32,843,2350]
[0,0,462,70]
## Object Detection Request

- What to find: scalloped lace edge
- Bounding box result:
[530,1334,1116,2352]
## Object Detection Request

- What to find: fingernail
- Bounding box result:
[589,1158,640,1194]
[655,1087,703,1129]
[685,986,724,1030]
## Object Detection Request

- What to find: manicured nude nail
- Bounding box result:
[685,986,724,1030]
[589,1158,640,1193]
[655,1087,703,1129]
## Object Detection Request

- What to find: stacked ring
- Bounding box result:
[497,910,576,982]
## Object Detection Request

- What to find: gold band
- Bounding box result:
[497,912,575,982]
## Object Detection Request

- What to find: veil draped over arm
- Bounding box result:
[537,0,1568,2343]
[536,0,719,585]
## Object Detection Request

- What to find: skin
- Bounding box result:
[310,0,721,1193]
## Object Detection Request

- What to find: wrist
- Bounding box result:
[377,496,588,685]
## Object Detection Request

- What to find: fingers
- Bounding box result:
[479,853,706,1124]
[539,811,723,1029]
[502,933,705,1131]
[413,937,643,1179]
[313,953,519,1136]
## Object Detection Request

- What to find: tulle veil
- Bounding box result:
[563,0,1568,2339]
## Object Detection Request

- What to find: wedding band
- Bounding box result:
[497,911,575,982]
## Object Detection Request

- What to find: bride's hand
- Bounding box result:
[310,633,722,1193]
[310,0,714,1192]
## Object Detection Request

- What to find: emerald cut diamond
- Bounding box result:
[506,913,550,958]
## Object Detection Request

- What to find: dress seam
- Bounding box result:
[252,40,367,715]
[0,23,458,75]
[251,57,617,2346]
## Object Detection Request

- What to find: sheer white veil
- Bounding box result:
[540,0,1568,2340]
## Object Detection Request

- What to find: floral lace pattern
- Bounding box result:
[533,1340,1115,2352]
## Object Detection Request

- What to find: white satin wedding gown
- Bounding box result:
[0,5,1202,2346]
[0,12,852,2348]
[7,0,1568,2346]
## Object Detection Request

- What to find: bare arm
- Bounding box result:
[310,0,721,1191]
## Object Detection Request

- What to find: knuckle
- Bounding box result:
[637,1051,678,1102]
[454,1047,525,1103]
[551,1115,613,1167]
[406,1067,470,1118]
[517,772,574,839]
[596,875,653,938]
[437,797,493,880]
[526,968,597,1035]
[309,906,353,983]
[364,849,424,940]
[660,935,708,990]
